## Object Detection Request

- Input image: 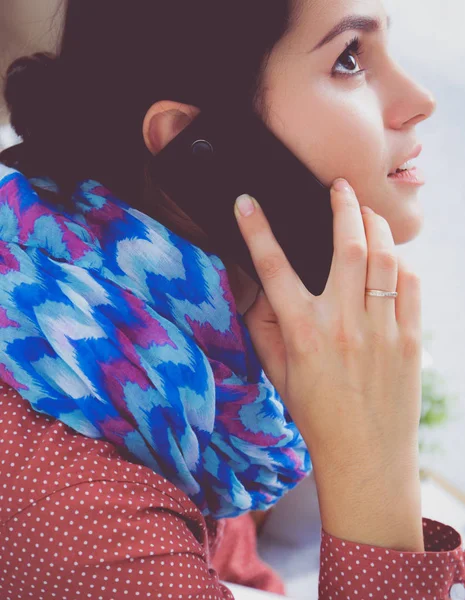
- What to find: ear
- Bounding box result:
[142,101,201,156]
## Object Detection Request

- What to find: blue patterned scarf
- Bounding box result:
[0,163,311,518]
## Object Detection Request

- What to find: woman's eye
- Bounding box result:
[332,36,366,78]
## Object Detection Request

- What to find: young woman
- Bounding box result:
[0,1,464,599]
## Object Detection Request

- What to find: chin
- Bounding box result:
[393,211,425,245]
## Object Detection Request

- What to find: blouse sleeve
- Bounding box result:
[0,479,234,600]
[319,517,465,599]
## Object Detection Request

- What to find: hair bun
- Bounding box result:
[4,52,62,143]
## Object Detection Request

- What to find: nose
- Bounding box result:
[404,84,437,127]
[386,63,437,129]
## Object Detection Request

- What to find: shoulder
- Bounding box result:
[0,382,237,598]
[0,381,204,528]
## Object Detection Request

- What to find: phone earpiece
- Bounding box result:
[191,139,214,159]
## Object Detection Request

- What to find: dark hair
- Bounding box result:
[1,1,298,231]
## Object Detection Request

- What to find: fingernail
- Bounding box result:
[332,178,352,193]
[361,206,374,215]
[236,194,256,217]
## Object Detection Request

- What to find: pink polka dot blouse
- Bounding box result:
[1,382,464,600]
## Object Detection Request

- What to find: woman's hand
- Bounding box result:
[236,181,424,551]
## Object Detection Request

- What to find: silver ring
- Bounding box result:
[365,289,398,298]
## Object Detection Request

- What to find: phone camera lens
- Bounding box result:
[191,139,214,160]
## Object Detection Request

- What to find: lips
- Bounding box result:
[388,143,423,175]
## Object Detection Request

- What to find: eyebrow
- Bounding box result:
[309,14,392,53]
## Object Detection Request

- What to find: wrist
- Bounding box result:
[313,451,424,552]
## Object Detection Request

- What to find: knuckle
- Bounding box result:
[255,253,285,281]
[397,256,409,271]
[404,270,421,287]
[371,249,398,272]
[398,259,421,287]
[400,330,422,360]
[333,189,357,208]
[333,320,364,354]
[342,241,367,265]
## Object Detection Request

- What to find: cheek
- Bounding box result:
[268,88,385,190]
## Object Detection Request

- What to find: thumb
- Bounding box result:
[243,287,276,327]
[243,289,287,397]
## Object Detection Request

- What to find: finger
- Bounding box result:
[243,290,287,398]
[325,180,367,322]
[234,194,309,333]
[395,256,422,336]
[362,211,398,330]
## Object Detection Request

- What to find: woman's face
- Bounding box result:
[146,0,437,315]
[258,0,436,246]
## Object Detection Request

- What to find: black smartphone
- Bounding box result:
[150,107,334,297]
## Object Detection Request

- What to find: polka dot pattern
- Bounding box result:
[319,516,465,598]
[0,383,237,599]
[2,381,465,600]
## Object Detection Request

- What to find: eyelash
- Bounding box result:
[332,36,366,79]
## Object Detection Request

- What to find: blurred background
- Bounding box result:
[0,0,63,128]
[1,1,464,597]
[383,0,465,492]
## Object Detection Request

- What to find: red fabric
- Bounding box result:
[319,518,465,599]
[210,512,286,595]
[0,381,464,600]
[0,382,282,599]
